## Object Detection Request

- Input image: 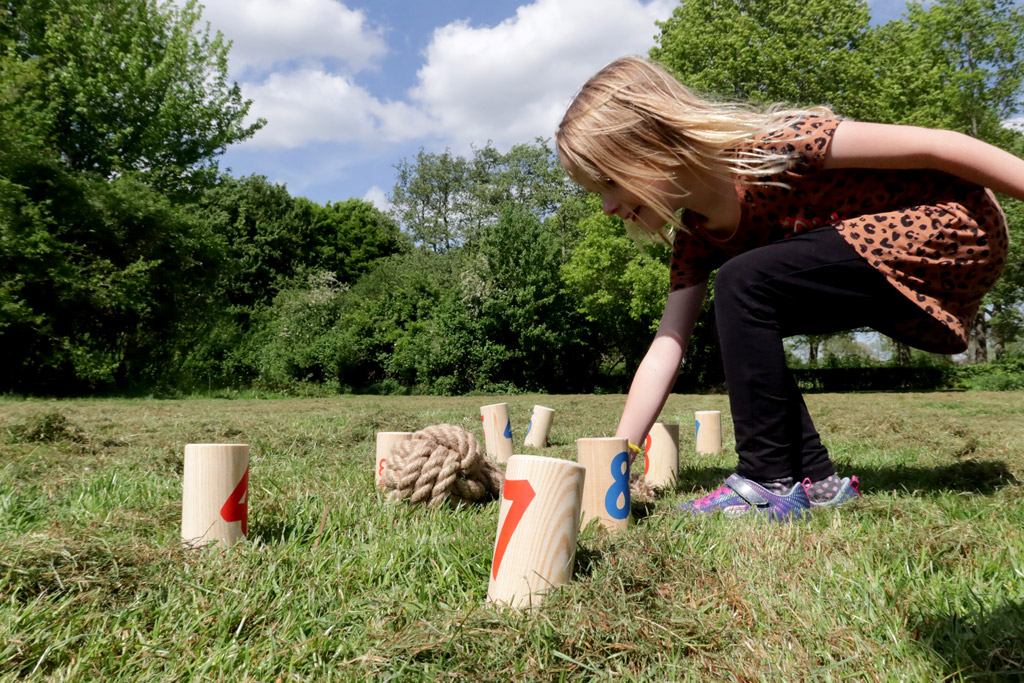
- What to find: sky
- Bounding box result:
[193,0,911,210]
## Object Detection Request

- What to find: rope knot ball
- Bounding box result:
[381,424,504,506]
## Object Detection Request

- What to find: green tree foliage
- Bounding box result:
[650,0,877,116]
[391,150,472,252]
[390,140,579,253]
[314,199,407,284]
[474,203,592,392]
[870,0,1024,136]
[560,203,667,374]
[1,0,263,191]
[178,179,405,389]
[0,168,219,392]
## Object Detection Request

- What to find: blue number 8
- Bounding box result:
[604,450,630,520]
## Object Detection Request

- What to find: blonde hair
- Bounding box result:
[556,56,833,244]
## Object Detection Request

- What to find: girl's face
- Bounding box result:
[591,176,686,234]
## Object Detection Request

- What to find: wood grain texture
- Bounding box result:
[644,422,679,488]
[487,455,585,608]
[181,443,249,547]
[523,405,554,448]
[480,402,514,464]
[695,411,722,454]
[576,437,631,533]
[375,432,412,487]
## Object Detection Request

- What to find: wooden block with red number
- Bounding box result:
[181,443,250,547]
[486,454,585,608]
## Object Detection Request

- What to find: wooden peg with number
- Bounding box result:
[577,437,631,532]
[487,454,585,608]
[181,443,250,547]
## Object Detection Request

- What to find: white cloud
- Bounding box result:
[196,0,387,75]
[217,0,674,154]
[407,0,675,147]
[242,68,430,148]
[363,185,392,212]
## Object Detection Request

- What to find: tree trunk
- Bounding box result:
[970,312,988,364]
[894,341,911,366]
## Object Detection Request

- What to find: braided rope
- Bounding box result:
[381,424,504,506]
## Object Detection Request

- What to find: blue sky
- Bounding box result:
[195,0,910,209]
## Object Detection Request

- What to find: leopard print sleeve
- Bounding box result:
[757,115,840,176]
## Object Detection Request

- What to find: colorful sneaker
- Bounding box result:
[803,475,860,507]
[677,474,811,522]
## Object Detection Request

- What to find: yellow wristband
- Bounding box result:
[628,441,642,454]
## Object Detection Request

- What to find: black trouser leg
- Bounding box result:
[712,227,931,482]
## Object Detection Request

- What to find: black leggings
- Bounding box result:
[713,226,933,482]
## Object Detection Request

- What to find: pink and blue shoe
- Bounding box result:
[677,473,811,522]
[803,475,860,507]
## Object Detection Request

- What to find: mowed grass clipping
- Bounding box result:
[1,393,1022,681]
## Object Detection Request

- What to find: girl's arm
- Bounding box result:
[615,282,707,461]
[825,120,1024,202]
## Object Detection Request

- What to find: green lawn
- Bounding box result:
[1,393,1022,681]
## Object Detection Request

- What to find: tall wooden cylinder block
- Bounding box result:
[481,402,514,464]
[487,455,586,608]
[577,437,631,532]
[181,444,250,547]
[644,422,679,488]
[695,411,722,455]
[523,405,554,448]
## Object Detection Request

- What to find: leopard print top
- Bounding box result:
[669,116,1009,353]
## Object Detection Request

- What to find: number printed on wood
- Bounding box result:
[487,455,586,608]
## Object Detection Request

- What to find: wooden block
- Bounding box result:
[481,402,514,464]
[181,443,250,547]
[523,405,554,448]
[644,422,679,488]
[695,411,722,454]
[577,437,631,532]
[375,431,412,487]
[487,454,585,608]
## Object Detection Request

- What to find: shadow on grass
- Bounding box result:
[674,461,1017,496]
[631,499,657,523]
[572,545,604,580]
[850,460,1018,495]
[916,598,1024,680]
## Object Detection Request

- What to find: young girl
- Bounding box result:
[556,56,1021,520]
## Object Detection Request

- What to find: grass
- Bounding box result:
[1,392,1022,681]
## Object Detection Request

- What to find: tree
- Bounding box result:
[391,150,473,252]
[560,199,672,383]
[1,0,263,192]
[650,0,877,116]
[312,199,407,285]
[391,140,582,254]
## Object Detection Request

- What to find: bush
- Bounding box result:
[954,357,1024,391]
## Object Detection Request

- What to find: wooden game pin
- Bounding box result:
[376,431,413,487]
[480,402,514,464]
[695,411,722,454]
[576,437,631,532]
[523,405,554,448]
[644,422,679,488]
[487,454,586,608]
[181,443,250,547]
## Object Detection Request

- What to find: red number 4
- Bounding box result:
[220,467,249,536]
[491,478,535,580]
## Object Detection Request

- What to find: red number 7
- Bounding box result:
[491,478,535,580]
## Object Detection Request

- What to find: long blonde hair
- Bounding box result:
[556,56,833,243]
